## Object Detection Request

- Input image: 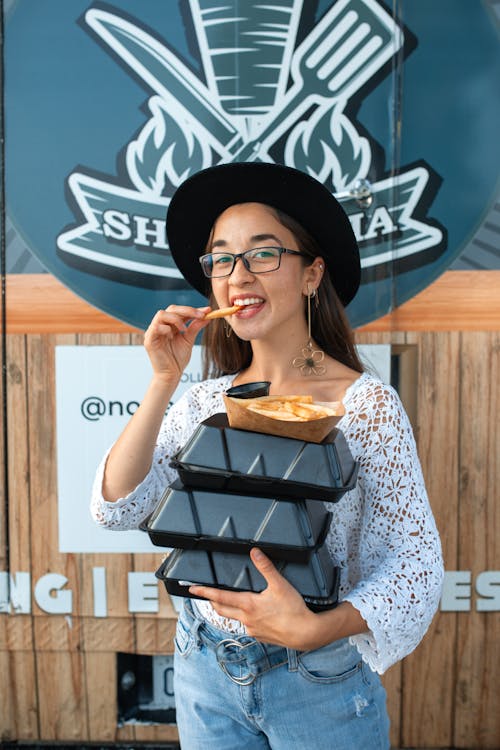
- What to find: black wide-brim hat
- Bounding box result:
[166,162,360,307]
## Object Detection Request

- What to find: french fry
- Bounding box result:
[285,402,338,419]
[205,305,242,320]
[247,405,299,420]
[245,395,339,422]
[242,395,312,409]
[258,394,313,404]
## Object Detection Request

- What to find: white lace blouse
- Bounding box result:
[91,372,444,673]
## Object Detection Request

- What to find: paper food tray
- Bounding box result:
[223,394,343,443]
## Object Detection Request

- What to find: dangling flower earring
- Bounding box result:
[292,287,326,376]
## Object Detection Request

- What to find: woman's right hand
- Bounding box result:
[143,305,211,383]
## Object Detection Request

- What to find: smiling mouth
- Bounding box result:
[231,297,265,308]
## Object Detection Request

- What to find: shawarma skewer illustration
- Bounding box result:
[86,0,403,163]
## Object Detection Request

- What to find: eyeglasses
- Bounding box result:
[199,246,308,279]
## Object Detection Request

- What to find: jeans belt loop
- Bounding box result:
[286,648,299,672]
[183,599,204,649]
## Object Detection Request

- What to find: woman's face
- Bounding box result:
[208,202,320,342]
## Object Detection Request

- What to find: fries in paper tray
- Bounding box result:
[223,393,344,443]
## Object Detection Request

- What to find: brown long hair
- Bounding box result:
[202,206,363,379]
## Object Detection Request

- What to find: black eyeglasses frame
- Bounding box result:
[198,246,309,279]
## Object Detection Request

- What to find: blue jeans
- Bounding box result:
[174,600,390,749]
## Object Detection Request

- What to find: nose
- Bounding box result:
[229,255,254,283]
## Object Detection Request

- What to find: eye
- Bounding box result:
[213,253,233,265]
[250,247,279,259]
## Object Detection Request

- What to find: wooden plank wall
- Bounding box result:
[1,274,499,747]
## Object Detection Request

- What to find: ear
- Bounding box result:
[302,257,325,295]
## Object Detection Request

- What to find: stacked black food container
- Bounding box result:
[142,384,358,612]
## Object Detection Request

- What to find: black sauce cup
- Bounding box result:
[225,381,271,399]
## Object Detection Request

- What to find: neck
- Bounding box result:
[242,323,314,390]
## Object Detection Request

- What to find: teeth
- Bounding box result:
[234,297,263,306]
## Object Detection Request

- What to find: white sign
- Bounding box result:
[56,345,202,553]
[358,344,390,384]
[55,344,389,553]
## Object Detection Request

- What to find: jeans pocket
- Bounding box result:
[297,639,362,684]
[174,611,195,659]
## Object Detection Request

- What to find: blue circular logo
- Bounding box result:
[5,0,499,328]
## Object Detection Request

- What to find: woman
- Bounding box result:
[91,163,444,750]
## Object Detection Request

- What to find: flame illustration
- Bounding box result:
[126,96,211,196]
[284,103,371,190]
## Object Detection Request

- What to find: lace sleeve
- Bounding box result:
[89,376,232,530]
[341,379,444,673]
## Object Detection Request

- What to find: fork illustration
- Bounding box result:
[225,0,403,161]
[87,0,402,162]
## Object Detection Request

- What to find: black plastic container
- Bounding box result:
[155,544,340,612]
[170,413,358,502]
[141,480,332,562]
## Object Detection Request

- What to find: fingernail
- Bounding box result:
[252,548,264,560]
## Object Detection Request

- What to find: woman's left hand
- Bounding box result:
[188,548,318,650]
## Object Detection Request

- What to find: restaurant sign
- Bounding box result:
[5,1,499,327]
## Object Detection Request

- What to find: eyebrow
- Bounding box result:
[211,233,283,249]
